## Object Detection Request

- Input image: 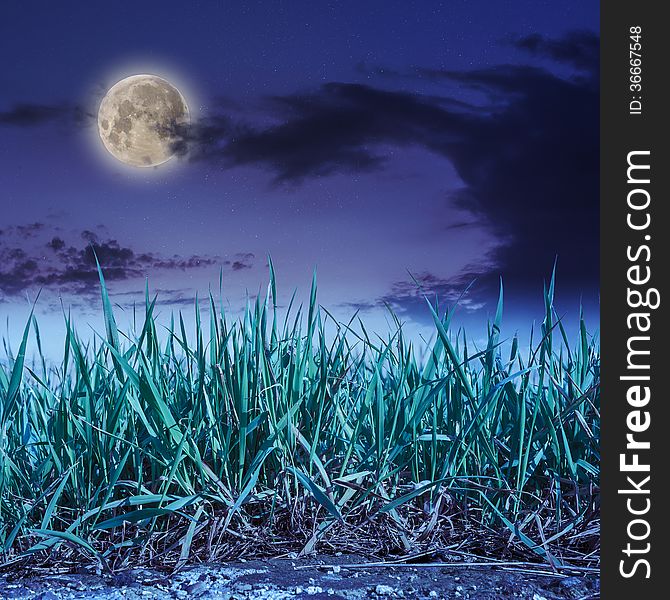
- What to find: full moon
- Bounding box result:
[97,74,189,168]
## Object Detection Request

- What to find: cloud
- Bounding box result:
[180,31,597,184]
[342,263,493,320]
[185,30,597,300]
[436,60,598,295]
[47,237,66,251]
[2,31,598,308]
[384,269,489,313]
[231,261,252,271]
[227,252,255,271]
[511,30,599,72]
[0,103,93,127]
[0,222,46,239]
[181,95,392,181]
[0,225,253,299]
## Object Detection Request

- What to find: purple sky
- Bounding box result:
[0,1,599,355]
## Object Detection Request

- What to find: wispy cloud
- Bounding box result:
[0,103,93,127]
[342,263,493,320]
[510,30,599,72]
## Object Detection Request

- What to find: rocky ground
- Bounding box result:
[0,556,599,600]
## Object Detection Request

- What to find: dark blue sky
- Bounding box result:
[0,1,599,352]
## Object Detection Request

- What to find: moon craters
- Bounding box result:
[97,75,189,168]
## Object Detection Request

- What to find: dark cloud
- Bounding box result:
[0,103,93,127]
[1,222,46,239]
[226,252,255,271]
[182,31,598,299]
[511,30,599,72]
[342,262,494,319]
[185,83,466,181]
[444,220,480,231]
[2,31,597,311]
[47,237,66,251]
[81,230,99,243]
[231,261,252,271]
[384,273,487,315]
[110,287,197,310]
[0,104,68,126]
[439,60,598,296]
[0,225,253,299]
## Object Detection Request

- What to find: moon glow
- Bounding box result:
[97,74,189,168]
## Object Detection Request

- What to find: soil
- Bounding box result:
[0,556,599,600]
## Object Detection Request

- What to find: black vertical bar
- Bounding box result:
[601,2,668,596]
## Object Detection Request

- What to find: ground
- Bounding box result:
[0,556,599,600]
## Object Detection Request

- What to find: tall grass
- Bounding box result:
[0,265,599,571]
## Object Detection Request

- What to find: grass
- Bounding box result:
[0,264,599,573]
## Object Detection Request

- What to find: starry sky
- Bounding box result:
[0,1,599,355]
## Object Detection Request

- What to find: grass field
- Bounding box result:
[0,264,599,573]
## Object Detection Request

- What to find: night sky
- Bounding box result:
[0,1,599,355]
